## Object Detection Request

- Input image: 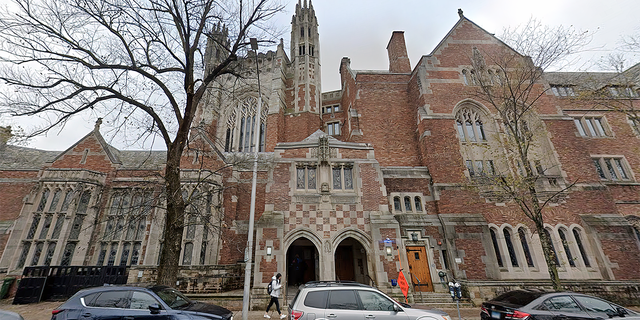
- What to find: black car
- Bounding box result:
[480,289,639,320]
[51,285,233,320]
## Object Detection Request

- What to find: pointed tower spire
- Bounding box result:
[290,0,321,114]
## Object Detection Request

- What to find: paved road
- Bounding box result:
[0,298,481,320]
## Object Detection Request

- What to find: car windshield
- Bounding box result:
[152,287,193,309]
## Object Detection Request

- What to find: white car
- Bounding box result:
[288,281,451,320]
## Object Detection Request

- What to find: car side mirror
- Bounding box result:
[617,307,628,317]
[149,304,161,314]
[393,304,403,312]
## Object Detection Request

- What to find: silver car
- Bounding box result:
[288,281,451,320]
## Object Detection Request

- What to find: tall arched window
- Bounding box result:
[518,228,535,267]
[404,196,412,212]
[393,197,401,212]
[225,97,267,153]
[503,229,519,267]
[490,229,504,267]
[456,107,487,142]
[414,197,422,212]
[558,229,575,267]
[572,228,590,267]
[544,229,560,266]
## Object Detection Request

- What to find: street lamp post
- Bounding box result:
[242,38,263,320]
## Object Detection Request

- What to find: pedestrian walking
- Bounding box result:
[264,273,286,319]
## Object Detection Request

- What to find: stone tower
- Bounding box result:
[290,0,321,113]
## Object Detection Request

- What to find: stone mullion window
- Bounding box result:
[296,164,317,191]
[16,242,31,269]
[332,164,354,191]
[456,108,486,143]
[30,242,44,266]
[592,157,631,181]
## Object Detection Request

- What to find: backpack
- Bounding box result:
[267,280,273,294]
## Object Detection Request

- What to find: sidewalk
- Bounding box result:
[0,298,481,320]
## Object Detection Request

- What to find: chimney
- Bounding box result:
[0,126,11,150]
[387,31,411,73]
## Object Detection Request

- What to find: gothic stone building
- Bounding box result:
[2,1,640,306]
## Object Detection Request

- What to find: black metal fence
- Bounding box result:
[13,266,128,304]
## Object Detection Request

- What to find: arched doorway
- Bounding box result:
[334,237,369,284]
[286,237,318,286]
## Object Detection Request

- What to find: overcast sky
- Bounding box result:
[8,0,640,151]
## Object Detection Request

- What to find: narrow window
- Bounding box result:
[76,190,91,214]
[476,120,486,140]
[200,242,207,265]
[332,167,342,189]
[38,214,53,239]
[120,242,131,266]
[182,242,193,265]
[573,229,590,267]
[107,243,117,266]
[80,149,89,164]
[97,243,107,266]
[593,159,606,179]
[393,197,402,211]
[17,243,30,269]
[26,214,41,240]
[605,159,619,180]
[48,190,62,212]
[456,120,465,141]
[462,70,469,85]
[475,160,484,175]
[574,119,587,137]
[60,242,76,266]
[585,118,597,136]
[414,197,422,212]
[40,245,54,268]
[131,243,141,265]
[487,160,496,175]
[465,160,475,176]
[300,26,304,37]
[518,228,535,267]
[31,242,44,266]
[308,166,317,189]
[37,189,50,212]
[404,196,412,212]
[296,167,305,189]
[490,229,504,267]
[225,128,231,152]
[614,159,629,179]
[68,215,86,240]
[503,229,519,267]
[465,120,477,142]
[558,229,575,267]
[544,229,560,266]
[343,167,353,189]
[51,214,65,239]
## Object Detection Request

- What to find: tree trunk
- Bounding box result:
[536,222,562,290]
[156,142,187,286]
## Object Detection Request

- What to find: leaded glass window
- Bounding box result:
[51,214,65,239]
[503,229,519,267]
[48,190,62,212]
[44,242,56,266]
[131,243,141,265]
[456,108,487,142]
[332,164,354,191]
[107,244,117,266]
[26,214,41,240]
[518,228,535,267]
[68,215,85,240]
[31,242,43,266]
[16,243,30,269]
[97,243,107,266]
[120,243,131,266]
[296,165,317,190]
[60,243,76,266]
[393,197,401,211]
[332,167,342,189]
[36,189,50,212]
[38,214,53,239]
[414,197,422,212]
[200,242,207,265]
[544,229,560,266]
[182,242,193,265]
[573,229,590,267]
[558,229,575,267]
[490,229,503,267]
[404,197,411,212]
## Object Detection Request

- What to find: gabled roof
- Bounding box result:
[0,145,58,170]
[424,10,522,62]
[50,123,121,165]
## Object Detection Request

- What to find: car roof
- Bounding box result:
[301,281,373,289]
[75,284,170,294]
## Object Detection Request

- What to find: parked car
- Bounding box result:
[51,285,233,320]
[288,281,452,320]
[480,289,639,320]
[0,309,24,320]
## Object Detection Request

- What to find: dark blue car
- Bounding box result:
[51,285,233,320]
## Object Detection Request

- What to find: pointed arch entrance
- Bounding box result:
[334,236,371,285]
[286,237,319,286]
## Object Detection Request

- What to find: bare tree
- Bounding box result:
[466,19,590,290]
[0,0,284,286]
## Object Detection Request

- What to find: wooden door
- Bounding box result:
[335,246,355,281]
[406,246,433,292]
